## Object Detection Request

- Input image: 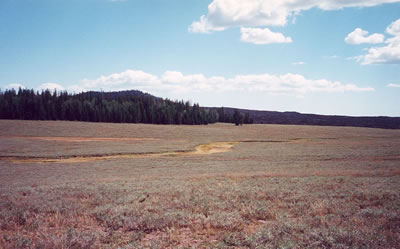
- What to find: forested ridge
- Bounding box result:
[0,88,253,125]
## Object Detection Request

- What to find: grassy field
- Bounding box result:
[0,120,399,248]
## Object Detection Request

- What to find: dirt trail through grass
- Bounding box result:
[2,135,391,164]
[3,141,240,164]
[1,137,344,164]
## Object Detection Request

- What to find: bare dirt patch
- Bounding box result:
[189,142,239,155]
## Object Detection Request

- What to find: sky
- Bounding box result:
[1,0,400,116]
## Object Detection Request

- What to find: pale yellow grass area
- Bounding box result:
[191,142,239,155]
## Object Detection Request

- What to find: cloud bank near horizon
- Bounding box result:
[6,69,374,97]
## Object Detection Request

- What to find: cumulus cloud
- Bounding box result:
[76,70,160,92]
[5,83,25,90]
[38,83,65,91]
[188,16,225,33]
[240,27,292,44]
[360,38,400,64]
[189,0,400,34]
[345,28,384,44]
[67,69,373,96]
[387,83,400,88]
[386,18,400,35]
[356,19,400,64]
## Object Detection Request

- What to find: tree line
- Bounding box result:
[0,88,253,125]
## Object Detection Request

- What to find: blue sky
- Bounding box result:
[1,0,400,116]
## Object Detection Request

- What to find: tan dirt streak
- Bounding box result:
[6,142,240,164]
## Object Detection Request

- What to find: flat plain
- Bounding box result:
[0,120,399,248]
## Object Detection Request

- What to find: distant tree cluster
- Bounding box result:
[0,88,253,125]
[218,108,253,126]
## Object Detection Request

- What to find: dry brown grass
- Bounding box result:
[0,120,399,248]
[0,136,160,143]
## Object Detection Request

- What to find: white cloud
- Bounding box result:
[360,38,400,64]
[38,83,65,91]
[356,19,400,64]
[387,83,400,88]
[188,16,225,33]
[79,69,160,91]
[71,69,374,96]
[5,83,25,90]
[240,27,292,44]
[345,28,384,44]
[292,61,306,65]
[189,0,400,34]
[386,18,400,35]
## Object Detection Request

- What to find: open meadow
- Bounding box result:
[0,120,399,248]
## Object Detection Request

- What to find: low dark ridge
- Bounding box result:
[216,107,400,129]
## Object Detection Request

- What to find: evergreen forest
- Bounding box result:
[0,88,253,125]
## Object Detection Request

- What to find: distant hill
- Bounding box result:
[1,88,399,129]
[219,107,400,129]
